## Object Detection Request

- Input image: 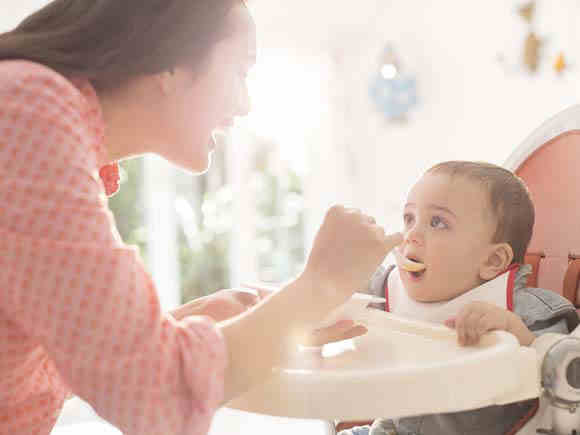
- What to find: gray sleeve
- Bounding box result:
[338,425,371,435]
[530,318,570,336]
[369,419,397,435]
[514,287,579,335]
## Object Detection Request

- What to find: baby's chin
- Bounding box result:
[407,283,470,303]
[407,289,441,303]
[403,280,450,303]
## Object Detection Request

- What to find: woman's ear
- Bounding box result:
[156,70,175,96]
[152,68,184,97]
[479,243,514,281]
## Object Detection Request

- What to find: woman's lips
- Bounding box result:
[210,128,231,150]
[221,118,235,128]
[208,135,217,151]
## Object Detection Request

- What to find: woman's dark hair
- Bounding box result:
[0,0,242,91]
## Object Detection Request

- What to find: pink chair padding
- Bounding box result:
[515,130,580,303]
[535,257,569,298]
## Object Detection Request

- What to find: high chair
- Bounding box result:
[214,106,580,435]
[500,104,580,434]
[333,105,580,434]
[505,105,580,313]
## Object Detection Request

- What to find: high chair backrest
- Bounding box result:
[504,105,580,308]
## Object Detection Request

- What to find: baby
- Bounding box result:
[340,161,579,435]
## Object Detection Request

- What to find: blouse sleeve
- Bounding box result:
[0,61,227,435]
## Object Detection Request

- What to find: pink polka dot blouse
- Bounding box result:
[0,60,227,435]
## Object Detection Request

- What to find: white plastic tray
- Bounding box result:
[228,309,539,420]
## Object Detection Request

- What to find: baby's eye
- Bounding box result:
[403,213,414,226]
[430,215,448,229]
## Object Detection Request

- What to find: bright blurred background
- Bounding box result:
[3,0,580,433]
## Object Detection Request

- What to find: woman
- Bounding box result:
[0,1,402,434]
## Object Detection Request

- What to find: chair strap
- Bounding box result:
[524,252,543,288]
[563,258,580,307]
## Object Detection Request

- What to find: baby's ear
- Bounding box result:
[479,243,514,281]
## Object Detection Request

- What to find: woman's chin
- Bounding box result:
[166,149,212,175]
[191,153,212,174]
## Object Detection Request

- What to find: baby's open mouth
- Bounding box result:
[406,256,427,279]
[394,250,427,273]
[409,267,426,279]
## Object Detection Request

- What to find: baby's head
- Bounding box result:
[400,161,534,302]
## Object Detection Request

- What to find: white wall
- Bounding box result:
[0,1,50,31]
[249,0,580,240]
[5,0,580,252]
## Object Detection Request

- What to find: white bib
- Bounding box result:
[385,265,517,323]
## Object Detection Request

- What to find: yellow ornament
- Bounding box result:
[554,53,566,73]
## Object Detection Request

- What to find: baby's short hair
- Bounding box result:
[426,161,535,264]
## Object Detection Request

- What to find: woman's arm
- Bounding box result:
[219,206,403,401]
[0,64,401,433]
[0,64,228,435]
[171,263,388,402]
[219,274,322,400]
[173,207,403,402]
[169,289,260,322]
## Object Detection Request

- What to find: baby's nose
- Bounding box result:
[404,226,424,246]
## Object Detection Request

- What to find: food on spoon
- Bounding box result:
[394,249,426,272]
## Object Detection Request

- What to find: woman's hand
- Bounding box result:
[445,301,536,346]
[305,320,368,346]
[170,286,368,346]
[169,289,264,322]
[219,205,402,401]
[241,282,369,346]
[302,205,403,304]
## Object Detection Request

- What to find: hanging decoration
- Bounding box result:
[554,52,567,74]
[523,31,542,73]
[520,1,543,73]
[369,43,418,122]
[499,1,571,75]
[518,1,535,23]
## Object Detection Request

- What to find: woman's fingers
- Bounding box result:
[304,320,368,346]
[384,232,404,254]
[240,282,276,300]
[304,205,395,301]
[230,290,260,307]
[444,317,456,328]
[334,324,368,341]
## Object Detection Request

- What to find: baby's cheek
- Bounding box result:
[431,257,472,298]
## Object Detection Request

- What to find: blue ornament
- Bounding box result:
[369,71,418,119]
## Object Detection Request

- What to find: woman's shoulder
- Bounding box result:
[0,59,106,201]
[0,59,83,106]
[0,59,70,85]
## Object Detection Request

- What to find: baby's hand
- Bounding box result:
[445,301,536,346]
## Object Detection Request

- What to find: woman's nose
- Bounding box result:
[235,82,251,117]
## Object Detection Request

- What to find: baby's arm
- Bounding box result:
[445,301,536,346]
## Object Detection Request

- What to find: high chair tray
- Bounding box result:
[227,310,539,420]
